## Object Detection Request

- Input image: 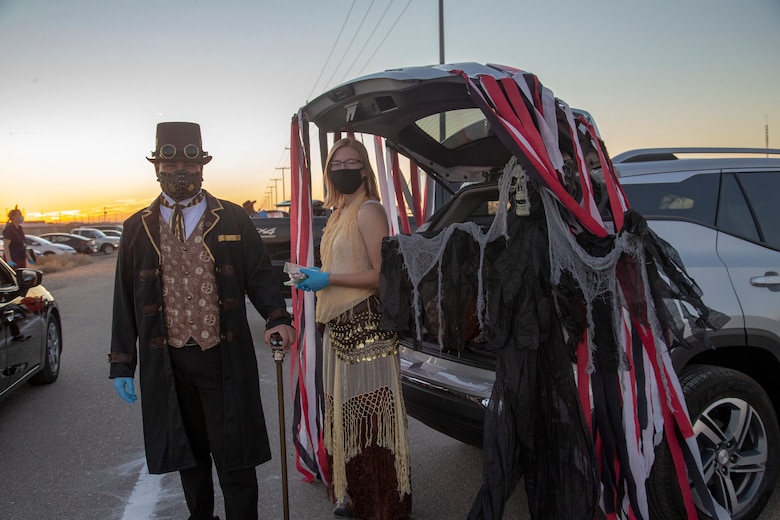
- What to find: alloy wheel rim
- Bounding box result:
[46,321,60,373]
[692,397,767,516]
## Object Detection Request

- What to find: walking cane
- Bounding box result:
[270,332,290,520]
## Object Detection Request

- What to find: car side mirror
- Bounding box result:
[17,268,43,290]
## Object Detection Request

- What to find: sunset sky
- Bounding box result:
[1,0,778,223]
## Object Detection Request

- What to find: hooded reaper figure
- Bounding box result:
[378,69,730,520]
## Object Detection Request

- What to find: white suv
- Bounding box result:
[614,148,780,519]
[70,227,120,254]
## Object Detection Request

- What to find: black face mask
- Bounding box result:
[158,169,202,201]
[330,168,365,195]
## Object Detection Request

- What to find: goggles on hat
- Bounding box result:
[158,144,202,160]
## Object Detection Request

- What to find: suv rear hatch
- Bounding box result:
[298,63,613,442]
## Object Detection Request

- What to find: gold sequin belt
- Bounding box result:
[328,296,399,364]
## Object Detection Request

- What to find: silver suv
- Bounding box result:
[70,227,120,254]
[614,148,780,519]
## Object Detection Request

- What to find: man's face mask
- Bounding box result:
[330,168,365,195]
[158,169,202,201]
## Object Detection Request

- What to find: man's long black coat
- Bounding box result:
[110,191,288,474]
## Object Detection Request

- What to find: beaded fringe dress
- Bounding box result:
[316,194,412,518]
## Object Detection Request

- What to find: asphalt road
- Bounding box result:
[0,254,526,519]
[1,254,779,519]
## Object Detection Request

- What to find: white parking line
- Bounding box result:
[122,462,163,520]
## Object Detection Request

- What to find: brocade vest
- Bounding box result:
[159,216,220,349]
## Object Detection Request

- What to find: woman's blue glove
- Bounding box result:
[113,377,138,404]
[296,267,330,292]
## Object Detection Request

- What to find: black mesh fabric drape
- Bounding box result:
[379,196,730,519]
[381,189,601,519]
[380,227,502,353]
[467,189,600,520]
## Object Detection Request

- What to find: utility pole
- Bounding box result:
[271,178,282,208]
[766,114,770,157]
[275,166,289,202]
[439,0,445,65]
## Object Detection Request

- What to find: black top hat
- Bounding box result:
[147,122,212,164]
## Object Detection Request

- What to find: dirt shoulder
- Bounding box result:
[39,254,117,292]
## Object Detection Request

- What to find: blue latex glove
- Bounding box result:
[113,377,138,404]
[296,267,330,292]
[7,260,16,268]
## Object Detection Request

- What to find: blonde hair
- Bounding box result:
[323,138,382,208]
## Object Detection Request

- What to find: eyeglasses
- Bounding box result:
[158,144,201,160]
[330,159,363,169]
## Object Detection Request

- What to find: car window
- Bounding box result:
[0,263,15,286]
[416,108,491,148]
[735,171,780,250]
[622,173,719,226]
[717,173,760,242]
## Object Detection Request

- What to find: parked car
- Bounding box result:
[39,233,97,254]
[0,242,39,265]
[70,227,119,254]
[299,62,780,520]
[101,229,122,238]
[0,257,63,401]
[90,224,123,234]
[614,147,780,519]
[25,235,77,255]
[252,214,328,300]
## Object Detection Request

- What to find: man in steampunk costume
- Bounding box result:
[109,122,296,520]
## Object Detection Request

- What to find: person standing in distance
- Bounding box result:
[3,208,27,268]
[295,138,412,519]
[243,200,268,218]
[109,122,295,520]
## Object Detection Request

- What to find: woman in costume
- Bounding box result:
[295,138,412,519]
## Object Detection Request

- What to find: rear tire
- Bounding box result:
[647,365,779,520]
[29,316,61,385]
[101,243,114,254]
